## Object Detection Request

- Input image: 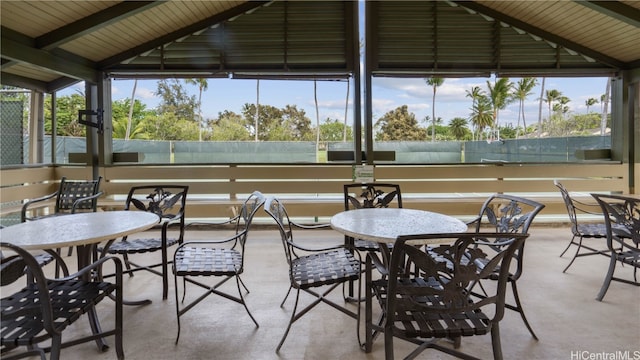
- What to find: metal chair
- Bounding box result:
[343,183,402,299]
[21,176,103,259]
[343,183,403,250]
[0,225,64,280]
[172,191,265,343]
[101,185,188,302]
[555,180,609,272]
[379,232,528,360]
[591,194,639,301]
[464,194,545,340]
[264,196,362,353]
[21,176,103,222]
[1,242,123,360]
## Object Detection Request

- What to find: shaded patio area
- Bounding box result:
[9,225,639,360]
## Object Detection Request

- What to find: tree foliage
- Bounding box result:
[240,103,313,141]
[33,77,608,145]
[375,105,427,141]
[44,93,86,136]
[320,118,353,141]
[426,77,445,141]
[155,79,197,121]
[210,111,251,141]
[111,99,152,139]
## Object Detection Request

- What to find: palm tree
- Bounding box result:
[537,77,545,137]
[470,96,493,140]
[185,78,208,141]
[255,79,260,141]
[486,77,513,132]
[601,77,611,135]
[465,86,485,140]
[343,77,350,142]
[544,89,562,121]
[314,79,320,156]
[425,77,444,141]
[449,117,468,140]
[113,114,147,140]
[125,79,137,140]
[513,77,537,138]
[585,97,598,113]
[557,96,571,120]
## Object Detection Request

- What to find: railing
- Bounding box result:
[1,162,628,225]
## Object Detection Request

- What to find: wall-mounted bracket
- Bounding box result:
[78,109,104,134]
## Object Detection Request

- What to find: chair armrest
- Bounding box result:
[367,252,388,276]
[465,216,480,226]
[21,191,58,221]
[70,191,103,213]
[289,240,349,253]
[176,231,245,249]
[161,210,186,224]
[572,198,603,216]
[186,215,240,228]
[290,221,331,230]
[59,255,123,283]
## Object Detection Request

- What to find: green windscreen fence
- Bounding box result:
[25,136,612,164]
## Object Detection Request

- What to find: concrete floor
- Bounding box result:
[5,225,640,360]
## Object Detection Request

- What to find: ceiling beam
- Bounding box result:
[0,72,48,93]
[36,1,163,50]
[1,27,99,83]
[99,1,270,70]
[453,1,626,69]
[47,77,83,93]
[576,1,640,28]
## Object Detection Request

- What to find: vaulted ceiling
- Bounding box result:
[2,1,639,93]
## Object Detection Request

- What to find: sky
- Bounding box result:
[61,75,609,129]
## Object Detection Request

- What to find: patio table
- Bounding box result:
[330,207,467,352]
[0,210,159,351]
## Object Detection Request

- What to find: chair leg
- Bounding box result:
[559,234,577,257]
[49,335,62,360]
[562,236,584,273]
[162,247,169,300]
[122,254,134,276]
[280,285,293,307]
[596,255,618,301]
[384,322,394,360]
[235,276,259,327]
[181,277,187,302]
[115,282,124,360]
[276,289,301,352]
[510,281,538,340]
[238,275,250,294]
[174,272,182,344]
[491,323,504,360]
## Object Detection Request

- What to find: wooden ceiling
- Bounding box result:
[1,1,639,93]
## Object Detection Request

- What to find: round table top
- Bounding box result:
[330,208,467,244]
[0,211,160,251]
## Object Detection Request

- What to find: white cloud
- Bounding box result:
[136,87,156,101]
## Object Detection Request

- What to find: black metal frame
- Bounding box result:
[264,196,362,353]
[1,242,124,360]
[379,233,528,360]
[591,193,640,301]
[172,191,265,343]
[102,185,188,302]
[555,180,610,273]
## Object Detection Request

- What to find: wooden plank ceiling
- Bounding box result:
[1,1,639,93]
